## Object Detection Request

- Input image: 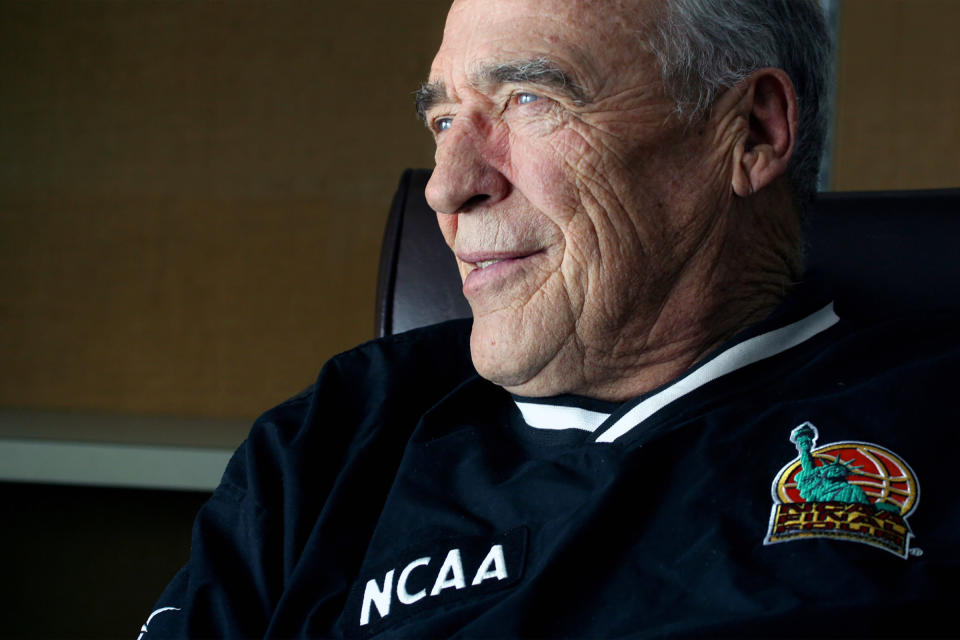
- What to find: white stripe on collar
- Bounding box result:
[594,302,840,443]
[514,402,611,432]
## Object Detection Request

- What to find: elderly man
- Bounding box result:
[144,0,957,637]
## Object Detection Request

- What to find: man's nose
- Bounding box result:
[425,119,510,215]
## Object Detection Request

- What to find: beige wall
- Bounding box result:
[2,1,958,446]
[832,0,960,190]
[1,1,448,439]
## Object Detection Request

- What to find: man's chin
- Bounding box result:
[468,326,539,391]
[469,341,570,398]
[467,307,575,396]
[469,347,532,390]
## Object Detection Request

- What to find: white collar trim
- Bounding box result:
[514,402,611,432]
[595,302,840,443]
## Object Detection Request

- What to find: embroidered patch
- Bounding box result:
[763,422,919,558]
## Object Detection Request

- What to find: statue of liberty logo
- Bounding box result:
[789,423,900,513]
[764,421,920,558]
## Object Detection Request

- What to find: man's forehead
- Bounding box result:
[447,0,655,18]
[442,0,660,34]
[418,0,662,123]
[430,0,658,83]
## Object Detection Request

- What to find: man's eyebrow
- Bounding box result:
[477,58,587,104]
[414,58,588,123]
[415,80,447,124]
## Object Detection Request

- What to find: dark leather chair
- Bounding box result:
[375,168,960,337]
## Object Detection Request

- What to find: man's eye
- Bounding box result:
[516,92,539,105]
[434,117,453,133]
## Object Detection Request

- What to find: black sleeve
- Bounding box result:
[140,364,339,639]
[139,425,289,638]
[139,320,476,638]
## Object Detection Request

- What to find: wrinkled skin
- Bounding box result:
[423,0,798,400]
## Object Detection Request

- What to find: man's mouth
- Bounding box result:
[460,252,534,272]
[457,250,542,287]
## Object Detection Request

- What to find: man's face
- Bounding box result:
[422,0,731,398]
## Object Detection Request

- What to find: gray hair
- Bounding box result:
[646,0,831,205]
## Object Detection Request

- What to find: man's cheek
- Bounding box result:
[507,138,585,219]
[456,260,472,283]
[555,132,625,203]
[436,213,457,249]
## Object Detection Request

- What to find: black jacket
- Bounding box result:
[144,289,959,638]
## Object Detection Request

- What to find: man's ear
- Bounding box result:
[729,68,797,198]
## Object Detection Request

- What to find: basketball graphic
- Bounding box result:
[764,422,920,558]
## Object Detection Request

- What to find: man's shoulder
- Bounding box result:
[317,317,475,397]
[335,317,474,374]
[253,318,476,440]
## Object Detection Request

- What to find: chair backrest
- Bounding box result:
[375,169,471,337]
[375,168,960,337]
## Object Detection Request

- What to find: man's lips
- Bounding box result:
[457,250,540,271]
[457,250,544,295]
